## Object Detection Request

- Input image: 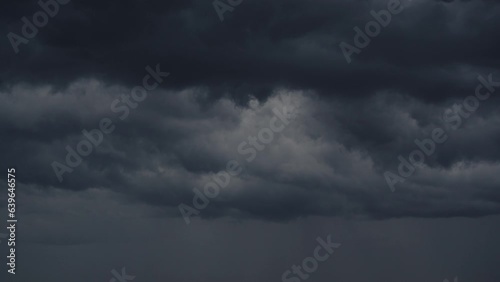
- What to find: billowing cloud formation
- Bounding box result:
[1,79,500,222]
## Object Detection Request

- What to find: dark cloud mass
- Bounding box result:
[0,0,499,281]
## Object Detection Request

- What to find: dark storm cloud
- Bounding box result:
[1,0,500,101]
[1,0,500,223]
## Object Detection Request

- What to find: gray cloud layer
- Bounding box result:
[1,81,499,221]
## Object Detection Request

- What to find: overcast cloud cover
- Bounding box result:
[0,0,499,281]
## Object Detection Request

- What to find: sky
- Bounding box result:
[0,0,499,281]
